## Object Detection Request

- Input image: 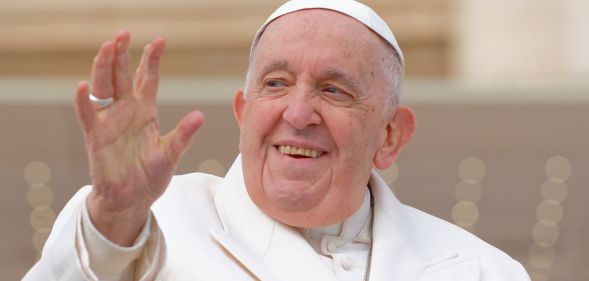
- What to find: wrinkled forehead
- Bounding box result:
[249,0,403,65]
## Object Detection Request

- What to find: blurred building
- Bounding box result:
[0,0,587,280]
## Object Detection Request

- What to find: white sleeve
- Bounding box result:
[77,198,166,281]
[22,186,166,281]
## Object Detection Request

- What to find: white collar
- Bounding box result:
[300,188,372,254]
[211,156,472,281]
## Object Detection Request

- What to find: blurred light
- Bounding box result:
[26,184,54,208]
[540,179,568,203]
[455,181,482,203]
[545,155,572,181]
[379,163,399,184]
[29,206,56,231]
[458,157,485,183]
[528,244,555,269]
[24,161,51,186]
[32,230,50,252]
[529,272,548,281]
[389,184,397,194]
[532,221,560,247]
[527,266,552,281]
[198,159,226,177]
[463,226,476,233]
[451,200,479,228]
[536,199,564,226]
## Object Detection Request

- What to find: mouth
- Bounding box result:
[276,145,325,159]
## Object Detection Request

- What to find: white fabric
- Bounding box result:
[80,202,146,280]
[302,189,371,245]
[74,199,164,281]
[300,189,372,281]
[24,156,530,281]
[251,0,405,64]
[78,201,161,281]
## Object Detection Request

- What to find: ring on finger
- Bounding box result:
[89,93,114,107]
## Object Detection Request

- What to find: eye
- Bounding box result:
[258,78,289,98]
[265,79,286,88]
[319,84,359,106]
[324,86,339,94]
[322,85,353,100]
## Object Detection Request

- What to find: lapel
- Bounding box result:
[368,169,481,281]
[211,156,337,281]
[210,155,480,281]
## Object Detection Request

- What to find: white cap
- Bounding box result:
[250,0,404,65]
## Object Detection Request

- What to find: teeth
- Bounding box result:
[277,145,323,158]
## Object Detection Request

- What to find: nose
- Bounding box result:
[282,89,321,130]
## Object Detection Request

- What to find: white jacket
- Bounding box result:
[24,156,530,280]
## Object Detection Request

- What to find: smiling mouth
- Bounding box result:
[276,145,324,159]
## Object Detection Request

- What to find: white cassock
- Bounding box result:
[24,155,530,281]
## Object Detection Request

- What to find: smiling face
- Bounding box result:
[234,9,415,227]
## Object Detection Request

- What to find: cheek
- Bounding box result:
[333,110,371,144]
[329,110,383,164]
[240,101,283,151]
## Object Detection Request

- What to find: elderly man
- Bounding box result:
[25,0,530,280]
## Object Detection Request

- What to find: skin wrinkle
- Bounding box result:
[234,9,414,227]
[260,60,290,80]
[379,45,403,113]
[255,61,370,109]
[324,69,364,98]
[245,22,404,117]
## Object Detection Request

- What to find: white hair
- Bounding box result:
[243,37,404,117]
[379,44,404,115]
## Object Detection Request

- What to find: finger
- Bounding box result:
[74,81,97,136]
[134,37,166,103]
[162,111,205,164]
[113,30,133,99]
[91,41,116,99]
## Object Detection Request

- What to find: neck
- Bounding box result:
[299,188,372,253]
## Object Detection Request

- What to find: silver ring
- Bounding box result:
[89,93,114,107]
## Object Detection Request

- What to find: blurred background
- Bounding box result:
[1,0,587,280]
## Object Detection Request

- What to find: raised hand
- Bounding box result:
[74,31,204,246]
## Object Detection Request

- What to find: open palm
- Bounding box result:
[74,31,204,245]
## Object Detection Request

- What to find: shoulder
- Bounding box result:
[404,206,530,280]
[159,172,223,199]
[149,172,227,249]
[151,172,225,227]
[153,172,223,211]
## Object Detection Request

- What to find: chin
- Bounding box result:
[262,180,324,212]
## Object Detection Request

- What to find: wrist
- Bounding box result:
[86,193,151,246]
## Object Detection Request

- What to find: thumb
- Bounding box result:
[163,111,205,163]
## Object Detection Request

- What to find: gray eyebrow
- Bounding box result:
[257,61,364,95]
[325,69,363,95]
[260,60,289,76]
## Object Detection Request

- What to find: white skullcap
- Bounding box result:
[250,0,404,65]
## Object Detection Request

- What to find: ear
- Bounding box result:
[233,88,246,126]
[373,105,416,169]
